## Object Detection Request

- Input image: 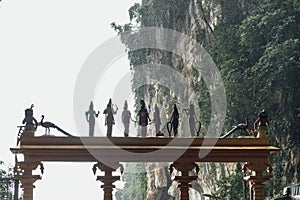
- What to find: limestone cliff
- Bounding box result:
[127,1,233,199]
[114,0,300,199]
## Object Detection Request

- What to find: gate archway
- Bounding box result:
[11,132,279,200]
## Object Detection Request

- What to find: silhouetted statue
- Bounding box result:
[153,104,162,136]
[170,104,179,137]
[254,110,269,138]
[183,103,200,137]
[103,99,118,137]
[40,115,74,137]
[122,101,131,137]
[22,104,38,131]
[85,101,100,137]
[137,100,151,137]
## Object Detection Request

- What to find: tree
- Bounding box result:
[112,0,300,198]
[0,160,20,200]
[214,163,246,199]
[116,163,147,200]
[209,0,300,197]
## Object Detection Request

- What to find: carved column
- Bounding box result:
[169,161,199,200]
[14,160,44,200]
[92,162,123,200]
[243,162,272,200]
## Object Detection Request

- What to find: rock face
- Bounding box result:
[126,0,251,199]
[121,0,300,199]
[145,163,173,200]
[129,1,229,198]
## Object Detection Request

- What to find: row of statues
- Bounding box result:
[20,102,269,138]
[85,98,269,138]
[85,99,202,137]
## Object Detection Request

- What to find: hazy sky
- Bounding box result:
[0,0,140,199]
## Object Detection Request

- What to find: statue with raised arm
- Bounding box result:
[85,101,100,137]
[103,98,118,137]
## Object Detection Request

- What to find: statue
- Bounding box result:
[85,101,100,137]
[22,104,38,132]
[153,104,162,136]
[40,115,74,137]
[254,110,269,138]
[170,104,179,137]
[103,99,118,137]
[121,101,131,137]
[183,103,201,137]
[137,100,151,137]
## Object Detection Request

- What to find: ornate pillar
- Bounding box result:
[14,160,44,200]
[92,162,123,200]
[169,161,199,200]
[243,162,272,200]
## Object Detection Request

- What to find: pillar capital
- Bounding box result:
[169,161,199,175]
[92,162,123,200]
[169,161,199,200]
[243,162,273,200]
[14,161,44,176]
[92,161,124,175]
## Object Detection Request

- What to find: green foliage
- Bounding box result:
[113,0,300,198]
[0,160,16,200]
[116,163,147,200]
[208,0,300,197]
[214,163,246,199]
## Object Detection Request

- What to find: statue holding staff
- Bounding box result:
[103,98,118,137]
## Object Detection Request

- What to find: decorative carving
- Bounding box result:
[16,126,25,145]
[14,161,44,176]
[93,162,123,200]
